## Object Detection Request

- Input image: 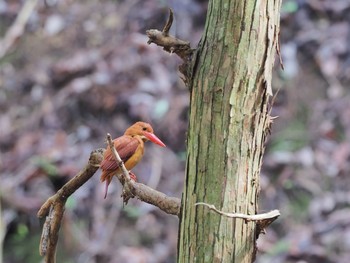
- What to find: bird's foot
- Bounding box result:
[129,171,137,182]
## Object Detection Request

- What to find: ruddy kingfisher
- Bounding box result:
[100,121,166,198]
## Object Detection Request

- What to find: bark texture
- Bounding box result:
[178,0,281,262]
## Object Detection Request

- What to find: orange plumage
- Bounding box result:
[100,122,166,198]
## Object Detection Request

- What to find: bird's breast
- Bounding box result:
[124,142,144,170]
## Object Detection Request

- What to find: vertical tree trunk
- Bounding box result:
[178,0,281,262]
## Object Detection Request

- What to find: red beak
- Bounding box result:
[143,132,166,147]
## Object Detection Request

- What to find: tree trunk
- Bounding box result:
[178,0,281,262]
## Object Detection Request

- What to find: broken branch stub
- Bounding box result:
[146,8,194,84]
[146,28,191,59]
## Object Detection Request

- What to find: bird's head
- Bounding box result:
[125,122,166,147]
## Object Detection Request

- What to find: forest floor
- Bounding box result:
[1,0,350,262]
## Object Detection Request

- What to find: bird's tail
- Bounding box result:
[100,170,114,199]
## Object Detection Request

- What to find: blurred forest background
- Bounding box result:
[1,0,350,262]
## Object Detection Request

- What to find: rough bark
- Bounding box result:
[178,0,281,262]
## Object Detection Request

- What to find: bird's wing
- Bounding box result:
[100,135,139,171]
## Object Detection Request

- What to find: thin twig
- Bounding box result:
[106,133,134,203]
[106,133,130,181]
[0,0,39,59]
[195,202,280,222]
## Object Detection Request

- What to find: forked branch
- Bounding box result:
[37,136,180,263]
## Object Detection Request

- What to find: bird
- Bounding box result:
[100,121,166,199]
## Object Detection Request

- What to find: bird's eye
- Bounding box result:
[142,127,147,131]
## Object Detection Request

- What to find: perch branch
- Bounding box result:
[196,202,280,233]
[106,133,181,215]
[37,136,181,262]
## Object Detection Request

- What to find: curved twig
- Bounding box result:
[195,202,280,221]
[195,202,280,235]
[106,133,134,203]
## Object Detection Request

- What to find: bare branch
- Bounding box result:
[132,182,180,215]
[37,137,181,262]
[37,149,103,262]
[195,202,280,228]
[39,206,53,256]
[37,149,103,218]
[106,133,130,181]
[146,8,193,61]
